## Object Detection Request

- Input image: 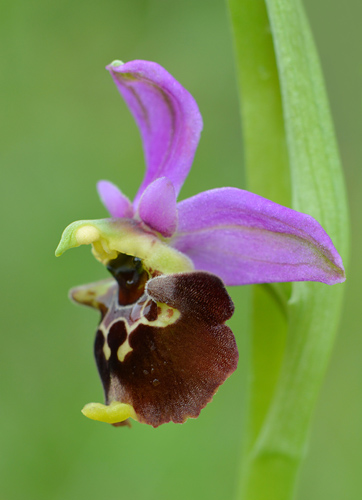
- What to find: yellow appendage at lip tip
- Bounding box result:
[81,401,136,424]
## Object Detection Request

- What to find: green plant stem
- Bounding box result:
[228,0,349,499]
[227,0,290,206]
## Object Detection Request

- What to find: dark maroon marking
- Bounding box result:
[94,330,110,396]
[96,271,238,427]
[107,321,128,352]
[143,299,158,321]
[94,321,128,401]
[107,253,149,306]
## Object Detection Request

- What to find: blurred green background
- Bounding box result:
[1,0,360,499]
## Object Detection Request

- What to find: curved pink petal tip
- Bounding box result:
[106,60,203,205]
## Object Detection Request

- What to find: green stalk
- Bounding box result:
[228,0,349,499]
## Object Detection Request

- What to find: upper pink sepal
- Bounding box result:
[106,60,203,204]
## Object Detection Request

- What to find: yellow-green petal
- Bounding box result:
[55,218,194,275]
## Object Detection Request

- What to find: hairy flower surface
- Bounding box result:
[56,60,345,427]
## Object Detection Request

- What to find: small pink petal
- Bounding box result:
[138,177,178,237]
[97,180,133,218]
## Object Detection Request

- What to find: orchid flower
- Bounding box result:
[56,60,345,428]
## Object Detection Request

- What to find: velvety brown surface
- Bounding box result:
[72,254,239,427]
[121,272,238,426]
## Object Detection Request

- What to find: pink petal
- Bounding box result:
[138,177,178,237]
[172,188,345,286]
[106,60,203,205]
[97,180,133,218]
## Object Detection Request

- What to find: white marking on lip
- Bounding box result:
[103,341,111,360]
[103,299,180,363]
[117,338,133,362]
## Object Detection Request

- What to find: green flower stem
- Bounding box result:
[228,0,349,499]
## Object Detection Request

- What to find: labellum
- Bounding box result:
[71,252,238,427]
